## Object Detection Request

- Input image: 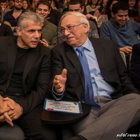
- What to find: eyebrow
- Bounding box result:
[69,9,80,11]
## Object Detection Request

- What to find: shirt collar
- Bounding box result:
[74,38,93,52]
[83,38,93,52]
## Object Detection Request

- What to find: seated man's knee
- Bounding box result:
[0,124,25,140]
[126,93,140,100]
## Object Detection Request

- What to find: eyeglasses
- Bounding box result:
[59,23,82,34]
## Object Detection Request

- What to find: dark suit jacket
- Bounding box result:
[131,43,140,90]
[0,37,51,114]
[51,38,138,102]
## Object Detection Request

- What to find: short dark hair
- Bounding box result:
[68,0,84,7]
[36,0,51,10]
[112,1,129,14]
[0,0,8,3]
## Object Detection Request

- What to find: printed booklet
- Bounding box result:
[44,99,82,114]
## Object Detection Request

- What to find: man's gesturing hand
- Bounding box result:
[53,69,67,93]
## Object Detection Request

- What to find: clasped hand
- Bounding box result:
[0,97,23,127]
[120,45,132,54]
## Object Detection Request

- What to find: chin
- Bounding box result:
[67,40,76,45]
[29,45,38,48]
[30,43,39,48]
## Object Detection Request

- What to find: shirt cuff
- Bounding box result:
[52,85,64,100]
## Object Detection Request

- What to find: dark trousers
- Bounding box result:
[17,105,57,140]
[0,123,24,140]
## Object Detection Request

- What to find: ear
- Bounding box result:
[16,27,22,36]
[111,12,114,18]
[81,6,85,13]
[83,23,89,33]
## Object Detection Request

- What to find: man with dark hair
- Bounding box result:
[36,0,58,48]
[66,0,85,12]
[3,0,23,35]
[100,1,140,55]
[0,0,9,22]
[67,0,99,38]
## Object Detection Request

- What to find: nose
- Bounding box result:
[63,29,71,36]
[40,10,44,14]
[34,31,41,38]
[122,16,126,20]
[122,15,128,21]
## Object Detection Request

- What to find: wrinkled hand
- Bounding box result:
[4,112,14,127]
[53,69,67,93]
[0,112,14,127]
[0,96,11,114]
[0,97,23,126]
[120,46,132,54]
[3,97,23,121]
[0,97,14,126]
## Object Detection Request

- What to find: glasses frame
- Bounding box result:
[59,23,83,34]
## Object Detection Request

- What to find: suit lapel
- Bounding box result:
[91,39,106,75]
[7,38,17,74]
[65,45,85,87]
[23,47,39,82]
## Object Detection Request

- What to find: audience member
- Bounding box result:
[0,11,55,140]
[51,11,140,140]
[0,0,10,22]
[8,0,15,9]
[87,6,108,28]
[67,0,99,38]
[106,0,119,19]
[22,0,31,11]
[31,0,40,11]
[48,0,62,26]
[100,1,140,55]
[52,0,65,12]
[3,0,23,35]
[36,0,58,48]
[100,0,108,14]
[86,0,100,15]
[135,0,140,22]
[85,0,109,28]
[128,0,139,20]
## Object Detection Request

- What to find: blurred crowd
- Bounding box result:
[0,0,140,50]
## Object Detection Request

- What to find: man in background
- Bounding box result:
[100,1,140,55]
[67,0,99,38]
[36,0,58,48]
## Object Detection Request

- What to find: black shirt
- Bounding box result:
[6,47,29,97]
